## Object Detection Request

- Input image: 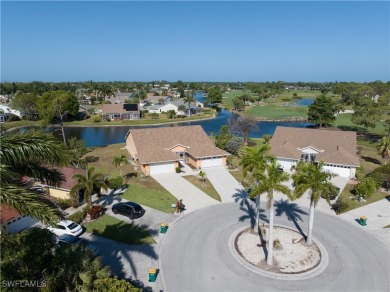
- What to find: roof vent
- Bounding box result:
[337,145,339,151]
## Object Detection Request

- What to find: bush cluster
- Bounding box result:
[332,197,350,214]
[67,206,90,224]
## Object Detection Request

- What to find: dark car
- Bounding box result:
[112,202,145,219]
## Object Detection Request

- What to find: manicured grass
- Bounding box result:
[84,214,156,244]
[183,175,221,202]
[2,120,42,130]
[337,184,389,214]
[244,103,308,119]
[84,144,177,213]
[221,90,258,109]
[336,113,386,135]
[248,138,265,147]
[121,183,177,213]
[358,146,384,175]
[65,109,215,126]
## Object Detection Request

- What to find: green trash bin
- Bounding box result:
[360,216,367,226]
[160,223,168,233]
[148,268,157,282]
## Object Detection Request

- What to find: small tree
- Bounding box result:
[199,170,206,186]
[166,110,176,119]
[377,136,390,165]
[113,154,128,177]
[178,104,186,114]
[228,116,259,145]
[150,113,159,119]
[353,177,377,199]
[68,137,89,169]
[262,134,272,144]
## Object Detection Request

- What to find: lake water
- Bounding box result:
[19,92,313,147]
[286,98,314,106]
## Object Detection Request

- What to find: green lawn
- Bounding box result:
[121,183,177,213]
[335,113,386,135]
[244,103,308,119]
[183,175,221,202]
[2,120,42,130]
[337,184,389,214]
[248,138,265,147]
[84,214,156,244]
[84,144,177,213]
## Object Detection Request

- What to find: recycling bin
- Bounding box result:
[360,216,367,226]
[148,267,157,282]
[160,223,168,233]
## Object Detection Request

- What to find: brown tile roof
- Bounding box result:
[55,167,86,190]
[270,127,360,166]
[1,204,21,224]
[127,125,229,164]
[102,104,138,114]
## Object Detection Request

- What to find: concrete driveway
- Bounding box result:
[152,173,219,213]
[204,166,247,203]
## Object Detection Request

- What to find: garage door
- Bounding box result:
[6,216,38,234]
[277,159,293,170]
[201,157,223,168]
[150,162,175,174]
[322,165,351,177]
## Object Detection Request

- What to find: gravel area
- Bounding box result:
[235,226,321,274]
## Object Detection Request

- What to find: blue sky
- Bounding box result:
[1,1,389,82]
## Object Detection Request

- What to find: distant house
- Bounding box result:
[125,125,229,175]
[270,127,360,178]
[141,96,171,106]
[0,205,38,234]
[108,92,134,104]
[102,104,140,120]
[147,99,202,115]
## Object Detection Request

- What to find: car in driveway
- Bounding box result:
[48,220,83,236]
[112,202,145,219]
[57,234,98,255]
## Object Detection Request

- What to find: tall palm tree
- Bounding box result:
[112,154,128,177]
[0,130,71,225]
[184,93,196,117]
[251,160,291,265]
[292,161,338,244]
[240,144,274,231]
[70,167,107,209]
[377,136,390,165]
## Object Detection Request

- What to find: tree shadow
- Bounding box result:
[360,156,382,165]
[274,199,308,238]
[232,188,248,208]
[86,220,158,291]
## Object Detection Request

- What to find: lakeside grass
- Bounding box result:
[183,175,221,202]
[84,214,156,244]
[335,113,386,135]
[243,103,308,119]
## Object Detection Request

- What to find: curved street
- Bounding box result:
[160,201,389,291]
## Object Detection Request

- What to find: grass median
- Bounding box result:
[183,175,221,202]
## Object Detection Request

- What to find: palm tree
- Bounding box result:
[0,130,71,225]
[112,154,128,177]
[251,160,291,265]
[199,170,206,186]
[240,144,274,231]
[184,93,196,117]
[292,161,338,244]
[70,167,107,209]
[377,136,390,165]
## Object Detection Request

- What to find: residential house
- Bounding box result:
[47,167,86,200]
[270,126,360,178]
[125,125,229,175]
[102,104,140,120]
[147,99,202,115]
[106,92,134,104]
[141,95,171,107]
[0,205,38,234]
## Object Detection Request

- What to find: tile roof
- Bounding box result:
[127,125,229,164]
[56,167,86,190]
[1,204,21,224]
[102,104,139,114]
[270,127,360,166]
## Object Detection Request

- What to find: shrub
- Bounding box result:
[332,197,350,214]
[67,206,90,224]
[175,167,181,173]
[262,134,272,144]
[355,166,365,180]
[353,177,377,198]
[149,113,159,119]
[55,198,73,210]
[108,176,123,190]
[273,238,282,250]
[225,136,244,155]
[87,205,104,220]
[84,155,99,163]
[367,164,390,188]
[93,115,101,123]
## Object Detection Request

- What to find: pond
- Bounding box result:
[18,92,314,147]
[286,98,314,106]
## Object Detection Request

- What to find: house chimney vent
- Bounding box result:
[337,145,339,151]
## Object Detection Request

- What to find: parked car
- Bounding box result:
[112,202,145,219]
[57,234,98,255]
[48,220,83,237]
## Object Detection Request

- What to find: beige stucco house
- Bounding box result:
[125,125,229,175]
[270,126,360,178]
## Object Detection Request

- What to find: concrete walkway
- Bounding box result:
[204,166,247,203]
[152,173,219,213]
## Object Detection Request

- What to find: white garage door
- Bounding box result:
[6,216,38,234]
[150,162,175,174]
[277,159,293,170]
[202,157,223,168]
[322,165,351,177]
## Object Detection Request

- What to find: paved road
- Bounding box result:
[161,201,390,291]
